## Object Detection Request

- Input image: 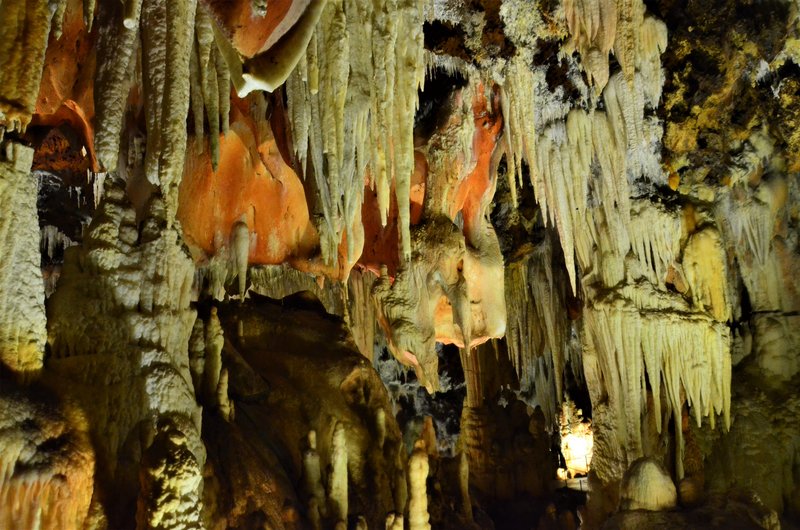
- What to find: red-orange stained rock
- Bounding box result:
[203,0,310,58]
[451,86,503,236]
[178,95,317,265]
[32,0,97,171]
[358,152,427,276]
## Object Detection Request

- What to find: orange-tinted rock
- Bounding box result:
[31,0,97,172]
[451,87,503,236]
[204,0,311,58]
[178,94,317,265]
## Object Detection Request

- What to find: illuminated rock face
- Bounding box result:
[1,0,800,527]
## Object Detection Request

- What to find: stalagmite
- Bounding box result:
[376,408,387,449]
[0,143,46,378]
[385,513,404,530]
[303,430,327,526]
[458,450,472,522]
[328,422,348,525]
[204,307,224,403]
[619,458,677,511]
[137,420,204,529]
[188,316,206,398]
[408,439,431,530]
[47,177,205,519]
[216,367,233,422]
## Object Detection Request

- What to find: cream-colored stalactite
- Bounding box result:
[0,0,52,135]
[95,0,144,171]
[682,227,732,322]
[286,0,426,269]
[41,225,76,261]
[533,110,592,293]
[627,201,682,289]
[500,55,537,207]
[563,0,660,93]
[613,0,644,83]
[564,0,617,89]
[582,302,731,480]
[140,0,198,224]
[0,144,46,378]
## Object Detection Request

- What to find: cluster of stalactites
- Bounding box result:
[582,303,731,480]
[504,234,570,426]
[188,6,231,173]
[0,0,96,136]
[564,0,667,92]
[499,0,736,480]
[95,0,221,227]
[286,0,427,270]
[501,0,668,292]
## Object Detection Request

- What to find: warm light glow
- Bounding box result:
[558,402,594,479]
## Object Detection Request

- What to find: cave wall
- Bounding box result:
[0,0,798,529]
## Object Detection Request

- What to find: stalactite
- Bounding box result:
[286,0,426,269]
[501,56,537,207]
[504,233,570,425]
[249,264,347,316]
[94,0,144,171]
[0,143,46,378]
[140,0,198,224]
[41,225,76,261]
[564,0,617,89]
[231,219,250,298]
[347,269,378,359]
[0,1,53,135]
[582,303,731,480]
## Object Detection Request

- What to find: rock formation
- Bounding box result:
[0,0,798,528]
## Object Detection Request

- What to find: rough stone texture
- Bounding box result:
[619,458,677,512]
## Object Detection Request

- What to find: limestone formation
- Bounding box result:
[1,0,799,527]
